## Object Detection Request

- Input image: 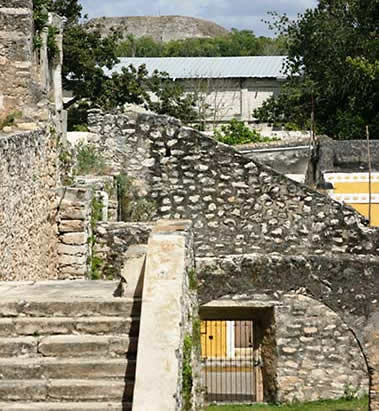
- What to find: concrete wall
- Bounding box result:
[181,78,281,124]
[0,129,58,280]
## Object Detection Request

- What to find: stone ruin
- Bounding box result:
[1,1,379,409]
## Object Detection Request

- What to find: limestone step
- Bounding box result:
[0,281,141,318]
[0,403,131,411]
[0,298,141,318]
[0,358,135,380]
[0,316,140,337]
[0,335,138,358]
[0,379,134,402]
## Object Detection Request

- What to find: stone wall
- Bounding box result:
[56,187,92,279]
[0,0,64,131]
[276,294,368,402]
[88,110,379,258]
[0,0,37,121]
[0,129,58,280]
[200,293,368,403]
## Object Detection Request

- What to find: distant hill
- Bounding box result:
[86,15,229,42]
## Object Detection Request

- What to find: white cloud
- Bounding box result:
[80,0,318,36]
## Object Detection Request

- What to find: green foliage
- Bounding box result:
[255,1,379,139]
[187,268,198,291]
[0,111,22,130]
[215,119,273,145]
[90,195,103,231]
[191,316,201,355]
[116,174,156,222]
[32,0,59,61]
[47,25,59,61]
[182,335,193,411]
[74,143,106,176]
[116,29,287,58]
[205,395,368,410]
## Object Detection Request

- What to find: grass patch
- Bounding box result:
[205,396,368,411]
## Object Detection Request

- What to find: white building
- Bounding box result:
[105,56,287,127]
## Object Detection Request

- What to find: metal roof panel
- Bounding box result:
[105,56,287,79]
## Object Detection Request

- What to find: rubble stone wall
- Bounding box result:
[276,294,368,402]
[0,129,58,280]
[88,110,379,258]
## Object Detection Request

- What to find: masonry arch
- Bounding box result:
[199,292,370,406]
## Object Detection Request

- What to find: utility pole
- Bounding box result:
[366,125,372,226]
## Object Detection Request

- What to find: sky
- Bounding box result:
[79,0,318,37]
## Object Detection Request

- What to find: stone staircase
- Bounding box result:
[0,280,141,411]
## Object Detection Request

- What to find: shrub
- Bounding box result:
[75,143,106,175]
[116,174,156,222]
[214,119,273,145]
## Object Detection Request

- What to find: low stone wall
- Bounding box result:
[94,222,153,279]
[0,129,58,280]
[132,220,198,411]
[56,187,92,279]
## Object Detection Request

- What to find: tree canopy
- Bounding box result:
[116,29,287,58]
[32,0,198,128]
[254,0,379,139]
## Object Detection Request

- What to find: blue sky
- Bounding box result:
[79,0,317,37]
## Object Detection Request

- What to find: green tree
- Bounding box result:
[255,1,379,139]
[32,0,197,127]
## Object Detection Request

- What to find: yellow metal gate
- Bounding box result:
[200,320,263,403]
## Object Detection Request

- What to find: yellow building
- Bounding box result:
[324,172,379,226]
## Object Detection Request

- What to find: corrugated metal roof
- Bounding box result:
[105,56,287,80]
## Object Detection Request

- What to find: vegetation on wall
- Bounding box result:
[254,1,379,139]
[116,174,156,222]
[182,334,194,411]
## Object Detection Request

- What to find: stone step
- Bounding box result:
[0,379,133,402]
[0,298,141,318]
[0,358,136,380]
[0,281,141,318]
[0,316,140,337]
[0,335,138,358]
[0,403,131,411]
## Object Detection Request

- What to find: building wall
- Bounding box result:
[0,129,58,280]
[181,78,281,124]
[325,172,379,227]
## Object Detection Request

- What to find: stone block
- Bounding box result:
[0,380,47,401]
[60,232,88,246]
[57,243,87,256]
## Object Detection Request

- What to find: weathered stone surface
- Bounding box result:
[0,380,47,401]
[88,110,379,259]
[0,130,58,281]
[0,402,130,411]
[47,379,133,401]
[38,335,135,357]
[58,220,86,233]
[0,336,37,356]
[0,316,135,337]
[60,232,88,245]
